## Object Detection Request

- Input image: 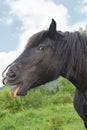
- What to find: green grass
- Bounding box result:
[0,104,86,130]
[0,77,86,130]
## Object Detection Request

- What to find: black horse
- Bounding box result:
[2,19,87,129]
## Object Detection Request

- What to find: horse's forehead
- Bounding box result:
[25,30,46,49]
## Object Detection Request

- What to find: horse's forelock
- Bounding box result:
[24,30,46,50]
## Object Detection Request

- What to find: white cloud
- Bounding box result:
[0,18,3,23]
[79,0,87,13]
[81,5,87,13]
[82,0,87,3]
[6,0,70,51]
[6,17,13,25]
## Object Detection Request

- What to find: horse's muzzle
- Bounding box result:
[2,63,21,85]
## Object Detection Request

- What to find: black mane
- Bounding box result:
[55,31,87,80]
[66,32,87,78]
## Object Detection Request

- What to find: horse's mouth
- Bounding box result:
[3,77,28,98]
[9,82,28,98]
[10,83,23,98]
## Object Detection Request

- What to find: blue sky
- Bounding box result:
[0,0,22,52]
[0,0,87,86]
[54,0,86,24]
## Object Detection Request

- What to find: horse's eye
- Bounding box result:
[38,45,46,51]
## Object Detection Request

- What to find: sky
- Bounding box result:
[0,0,87,86]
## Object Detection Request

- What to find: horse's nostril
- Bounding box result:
[7,70,16,78]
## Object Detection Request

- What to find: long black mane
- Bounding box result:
[60,31,87,79]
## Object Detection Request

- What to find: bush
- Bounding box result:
[48,114,64,130]
[0,88,23,113]
[51,92,73,105]
[22,88,44,108]
[51,77,75,105]
[59,77,75,95]
[22,87,51,108]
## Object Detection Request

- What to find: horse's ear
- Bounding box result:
[48,19,57,38]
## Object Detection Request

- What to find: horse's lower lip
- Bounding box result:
[17,90,27,96]
[17,83,28,96]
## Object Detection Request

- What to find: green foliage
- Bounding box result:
[0,77,75,111]
[0,88,23,113]
[79,25,87,34]
[51,77,75,105]
[48,114,64,130]
[22,88,50,108]
[0,105,85,130]
[44,79,59,94]
[59,77,75,94]
[0,77,85,129]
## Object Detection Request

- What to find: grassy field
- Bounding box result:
[0,78,86,130]
[0,104,85,130]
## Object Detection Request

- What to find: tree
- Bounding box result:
[79,25,87,34]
